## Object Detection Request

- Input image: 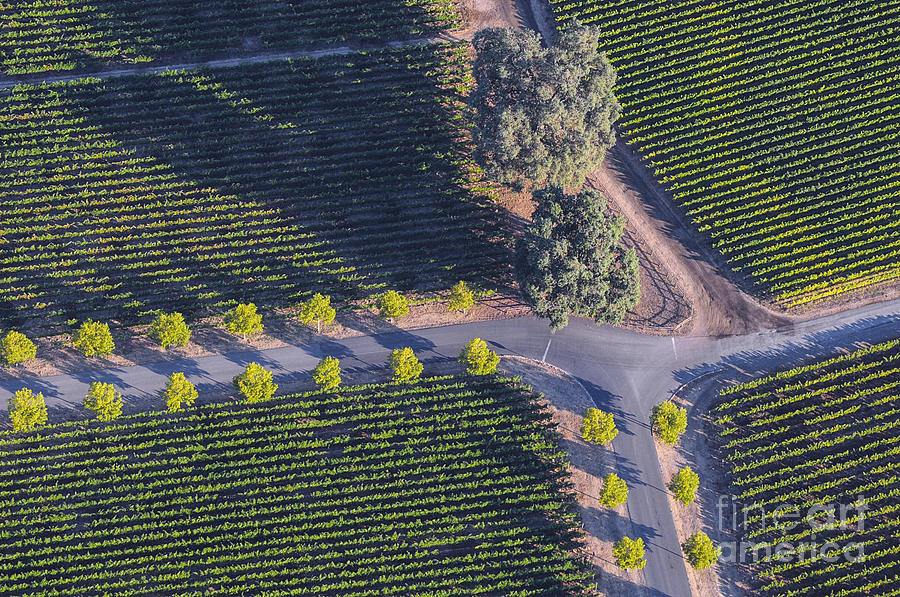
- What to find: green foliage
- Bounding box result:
[83,382,123,422]
[598,473,628,508]
[312,356,342,391]
[72,320,115,357]
[298,293,336,334]
[390,348,424,383]
[223,303,263,339]
[8,388,47,432]
[0,331,37,366]
[470,25,620,190]
[232,363,278,404]
[652,401,688,445]
[613,536,646,570]
[581,407,618,444]
[148,312,191,349]
[520,186,640,330]
[683,531,719,569]
[447,281,475,314]
[163,372,198,413]
[375,290,409,322]
[458,338,500,376]
[669,466,700,505]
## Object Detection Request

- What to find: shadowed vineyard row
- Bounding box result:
[0,375,595,596]
[0,43,508,333]
[547,0,900,307]
[712,338,900,596]
[0,0,463,75]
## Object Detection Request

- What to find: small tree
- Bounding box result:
[669,466,700,505]
[83,382,123,422]
[73,320,115,357]
[223,303,263,340]
[232,362,277,403]
[8,388,47,432]
[0,330,37,366]
[613,536,647,570]
[390,347,423,383]
[375,290,409,323]
[148,312,191,349]
[448,281,475,314]
[458,338,500,375]
[652,401,688,445]
[683,531,719,569]
[312,356,342,390]
[599,473,628,508]
[163,372,198,413]
[298,293,336,334]
[581,407,618,444]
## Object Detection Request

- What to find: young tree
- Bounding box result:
[72,320,115,357]
[458,338,500,375]
[0,330,37,366]
[232,363,277,403]
[312,356,342,391]
[581,407,618,444]
[223,303,263,340]
[375,290,409,323]
[683,531,719,569]
[470,25,620,190]
[390,347,423,383]
[8,388,47,432]
[519,186,640,331]
[298,293,336,334]
[148,312,191,349]
[83,382,123,422]
[652,401,688,445]
[163,372,198,413]
[669,466,700,505]
[447,281,475,314]
[613,536,647,570]
[599,473,628,508]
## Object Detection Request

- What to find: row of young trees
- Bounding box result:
[579,400,719,571]
[0,283,479,367]
[7,338,501,431]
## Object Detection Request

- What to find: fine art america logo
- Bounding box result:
[715,495,867,564]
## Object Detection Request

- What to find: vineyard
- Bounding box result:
[0,44,506,332]
[712,339,900,596]
[546,0,900,307]
[0,0,464,75]
[0,375,595,595]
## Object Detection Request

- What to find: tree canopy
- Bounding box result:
[683,531,719,569]
[312,356,342,390]
[0,331,37,366]
[8,388,47,432]
[519,186,640,330]
[447,281,475,314]
[581,407,618,444]
[149,312,191,349]
[233,363,277,403]
[163,372,198,413]
[83,382,123,422]
[390,347,423,383]
[599,473,628,508]
[73,320,115,357]
[375,291,409,322]
[459,338,500,376]
[652,401,688,445]
[669,466,700,505]
[298,293,336,334]
[223,303,263,340]
[613,536,646,570]
[470,25,620,190]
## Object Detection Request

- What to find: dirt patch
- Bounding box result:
[654,376,751,597]
[500,357,649,596]
[0,293,529,381]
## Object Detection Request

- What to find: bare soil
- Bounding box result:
[655,376,751,597]
[500,357,650,596]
